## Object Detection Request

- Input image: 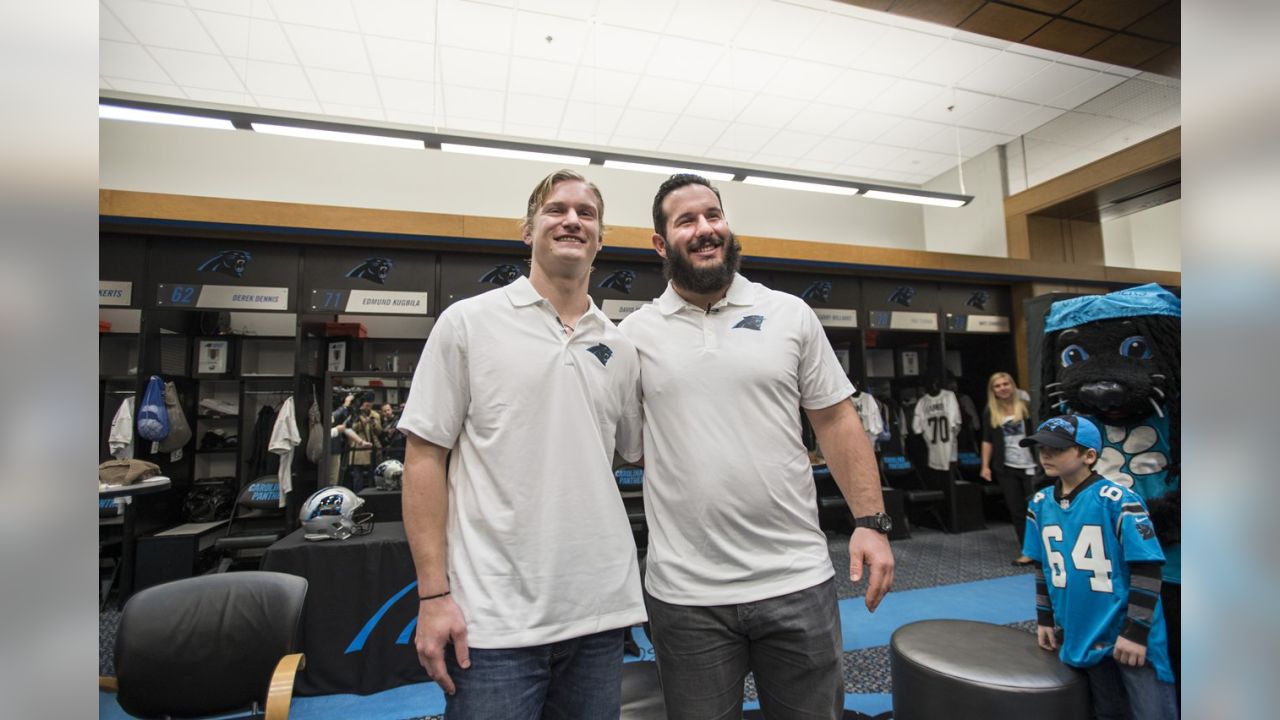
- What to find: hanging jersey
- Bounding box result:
[853,393,883,450]
[912,390,961,470]
[1022,474,1173,683]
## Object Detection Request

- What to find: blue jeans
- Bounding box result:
[1085,656,1179,720]
[443,628,624,720]
[644,578,843,720]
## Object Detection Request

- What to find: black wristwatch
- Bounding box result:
[853,512,893,534]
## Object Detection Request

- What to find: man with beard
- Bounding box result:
[619,174,895,719]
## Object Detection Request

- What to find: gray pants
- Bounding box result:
[644,578,843,720]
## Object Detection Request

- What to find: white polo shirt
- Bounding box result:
[619,274,854,605]
[398,276,645,648]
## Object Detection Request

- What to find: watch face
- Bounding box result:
[876,513,893,532]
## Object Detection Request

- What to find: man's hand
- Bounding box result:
[979,466,992,482]
[1113,636,1147,667]
[1037,625,1059,652]
[415,595,469,695]
[849,528,894,612]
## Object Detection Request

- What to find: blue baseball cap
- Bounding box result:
[1020,415,1102,453]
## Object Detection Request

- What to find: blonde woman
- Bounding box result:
[979,372,1039,566]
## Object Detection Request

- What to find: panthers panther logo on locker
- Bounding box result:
[888,286,915,307]
[598,269,636,294]
[801,281,832,303]
[197,250,252,278]
[966,290,989,311]
[479,264,524,287]
[346,256,394,284]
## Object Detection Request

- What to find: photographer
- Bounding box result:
[328,392,371,486]
[346,391,383,492]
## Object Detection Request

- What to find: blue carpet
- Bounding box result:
[839,573,1034,651]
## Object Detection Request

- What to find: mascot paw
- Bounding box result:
[1145,488,1181,547]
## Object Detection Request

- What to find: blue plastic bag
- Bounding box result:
[136,375,171,442]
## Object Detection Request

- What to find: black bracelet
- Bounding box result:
[419,590,450,601]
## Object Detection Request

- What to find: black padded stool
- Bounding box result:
[891,619,1089,720]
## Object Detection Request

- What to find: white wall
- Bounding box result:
[921,146,1008,257]
[1102,199,1181,272]
[101,119,933,251]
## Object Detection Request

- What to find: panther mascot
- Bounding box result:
[1039,282,1181,682]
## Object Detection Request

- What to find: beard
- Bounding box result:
[663,231,742,295]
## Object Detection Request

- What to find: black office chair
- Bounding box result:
[100,571,308,719]
[213,476,288,572]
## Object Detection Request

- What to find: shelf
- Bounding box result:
[196,414,239,420]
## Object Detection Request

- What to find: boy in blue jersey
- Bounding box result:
[1021,415,1178,720]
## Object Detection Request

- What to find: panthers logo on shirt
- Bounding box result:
[586,343,613,366]
[479,264,523,286]
[598,269,636,294]
[733,315,765,331]
[197,250,252,278]
[888,286,915,307]
[346,256,394,284]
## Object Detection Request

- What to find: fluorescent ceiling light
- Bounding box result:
[603,160,734,182]
[441,143,590,165]
[251,123,423,149]
[862,189,969,207]
[99,104,234,130]
[742,176,859,196]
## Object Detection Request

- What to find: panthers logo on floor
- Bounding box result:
[346,256,394,284]
[197,250,252,278]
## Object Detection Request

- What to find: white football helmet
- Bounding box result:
[373,459,404,491]
[300,486,373,541]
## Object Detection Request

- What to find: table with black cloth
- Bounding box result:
[261,521,428,696]
[357,487,403,522]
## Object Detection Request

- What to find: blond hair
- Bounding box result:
[520,169,605,235]
[985,372,1029,428]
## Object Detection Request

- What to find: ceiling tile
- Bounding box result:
[283,25,370,74]
[664,117,730,147]
[877,118,947,148]
[237,61,314,99]
[187,0,260,14]
[438,47,508,91]
[1081,34,1169,68]
[195,12,296,63]
[446,116,503,135]
[436,0,513,54]
[102,77,182,96]
[803,137,865,163]
[890,0,984,26]
[100,40,171,84]
[791,157,839,174]
[712,123,777,152]
[872,79,944,116]
[377,77,435,113]
[505,93,565,128]
[683,86,756,122]
[734,1,823,55]
[848,143,904,169]
[150,49,246,92]
[100,3,134,42]
[1126,3,1179,43]
[646,36,724,83]
[850,27,947,75]
[1023,19,1111,56]
[757,129,823,157]
[386,110,436,126]
[570,68,640,107]
[833,110,897,142]
[905,40,1001,86]
[582,25,659,74]
[512,11,588,64]
[1005,62,1099,106]
[893,147,954,173]
[508,58,576,100]
[593,0,678,33]
[832,163,883,180]
[958,3,1051,43]
[958,95,1039,131]
[104,0,220,53]
[560,101,623,134]
[1064,0,1166,31]
[912,88,988,123]
[628,76,700,114]
[182,87,253,106]
[957,50,1050,95]
[609,135,663,151]
[959,129,1014,156]
[1047,71,1127,110]
[665,0,752,46]
[443,85,505,121]
[659,140,717,159]
[351,0,436,41]
[787,103,855,136]
[366,37,435,83]
[761,59,842,102]
[557,128,611,146]
[996,104,1064,136]
[269,0,359,30]
[749,152,801,169]
[816,68,895,109]
[704,48,783,93]
[1001,1,1076,13]
[502,123,560,143]
[874,169,930,185]
[308,68,381,106]
[612,109,678,140]
[518,0,596,20]
[794,12,888,66]
[704,147,758,165]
